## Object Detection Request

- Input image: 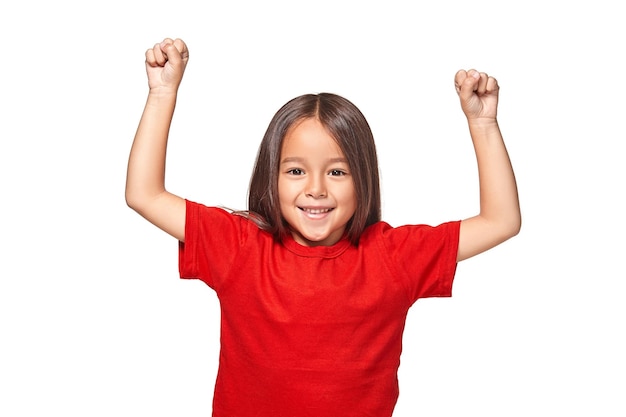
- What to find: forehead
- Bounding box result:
[281,118,345,159]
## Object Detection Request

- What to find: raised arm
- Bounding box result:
[125,38,188,242]
[455,69,521,262]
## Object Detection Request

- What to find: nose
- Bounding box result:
[305,174,326,198]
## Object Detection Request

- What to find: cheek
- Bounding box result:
[277,177,294,203]
[349,193,358,213]
[340,183,358,210]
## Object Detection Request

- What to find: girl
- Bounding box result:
[126,38,520,417]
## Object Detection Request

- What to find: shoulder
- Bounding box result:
[185,200,273,245]
[361,220,461,244]
[357,220,460,263]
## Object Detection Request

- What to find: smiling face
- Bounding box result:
[278,118,357,247]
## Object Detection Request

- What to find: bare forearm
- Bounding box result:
[458,118,521,260]
[469,119,520,230]
[125,91,177,209]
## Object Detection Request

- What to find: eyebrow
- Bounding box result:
[280,157,348,164]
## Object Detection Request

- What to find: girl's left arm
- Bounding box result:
[455,70,521,262]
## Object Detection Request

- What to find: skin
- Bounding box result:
[125,38,521,262]
[278,118,357,246]
[453,69,521,260]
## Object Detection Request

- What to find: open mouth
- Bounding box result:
[299,207,333,214]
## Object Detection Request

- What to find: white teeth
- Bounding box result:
[303,208,331,214]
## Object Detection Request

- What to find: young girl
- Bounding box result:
[126,38,521,417]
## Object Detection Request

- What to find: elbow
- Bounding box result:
[125,187,145,214]
[513,216,522,237]
[125,186,171,220]
[487,212,522,246]
[125,179,157,214]
[125,184,135,209]
[125,193,137,211]
[503,213,522,241]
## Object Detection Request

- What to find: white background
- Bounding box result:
[1,1,624,416]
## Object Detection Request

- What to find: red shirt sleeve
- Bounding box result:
[375,220,460,304]
[178,200,250,290]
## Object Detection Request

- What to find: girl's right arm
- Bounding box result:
[125,38,188,242]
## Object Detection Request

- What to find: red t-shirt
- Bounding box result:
[179,200,460,417]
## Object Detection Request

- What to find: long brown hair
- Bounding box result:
[246,93,381,245]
